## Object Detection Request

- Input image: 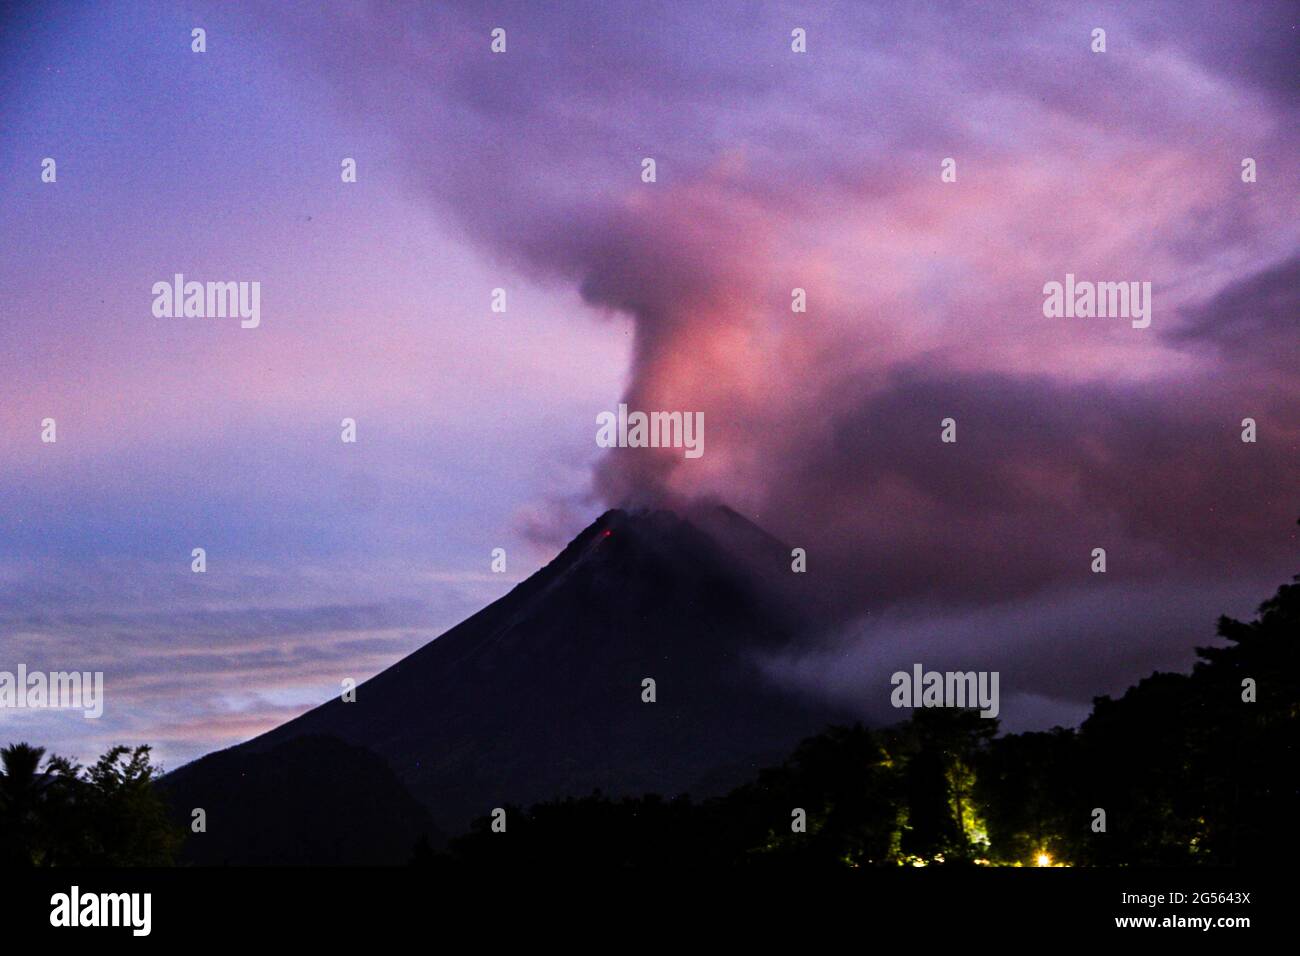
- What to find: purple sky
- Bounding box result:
[1,0,1296,768]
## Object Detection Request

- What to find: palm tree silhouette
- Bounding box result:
[0,742,49,865]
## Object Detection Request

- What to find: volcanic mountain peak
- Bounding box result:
[164,503,846,863]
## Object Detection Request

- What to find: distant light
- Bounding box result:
[1035,852,1051,867]
[603,530,612,537]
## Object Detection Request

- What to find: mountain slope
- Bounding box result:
[160,734,444,865]
[165,507,845,861]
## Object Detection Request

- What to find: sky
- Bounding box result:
[0,0,1296,769]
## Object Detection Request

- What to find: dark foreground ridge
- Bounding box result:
[162,506,846,864]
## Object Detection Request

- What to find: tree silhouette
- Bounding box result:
[0,743,181,866]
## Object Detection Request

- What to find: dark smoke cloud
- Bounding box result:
[266,0,1299,724]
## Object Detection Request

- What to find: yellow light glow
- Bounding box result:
[1035,852,1051,867]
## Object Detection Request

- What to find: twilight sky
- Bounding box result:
[1,0,1296,769]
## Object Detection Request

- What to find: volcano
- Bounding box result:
[163,506,847,864]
